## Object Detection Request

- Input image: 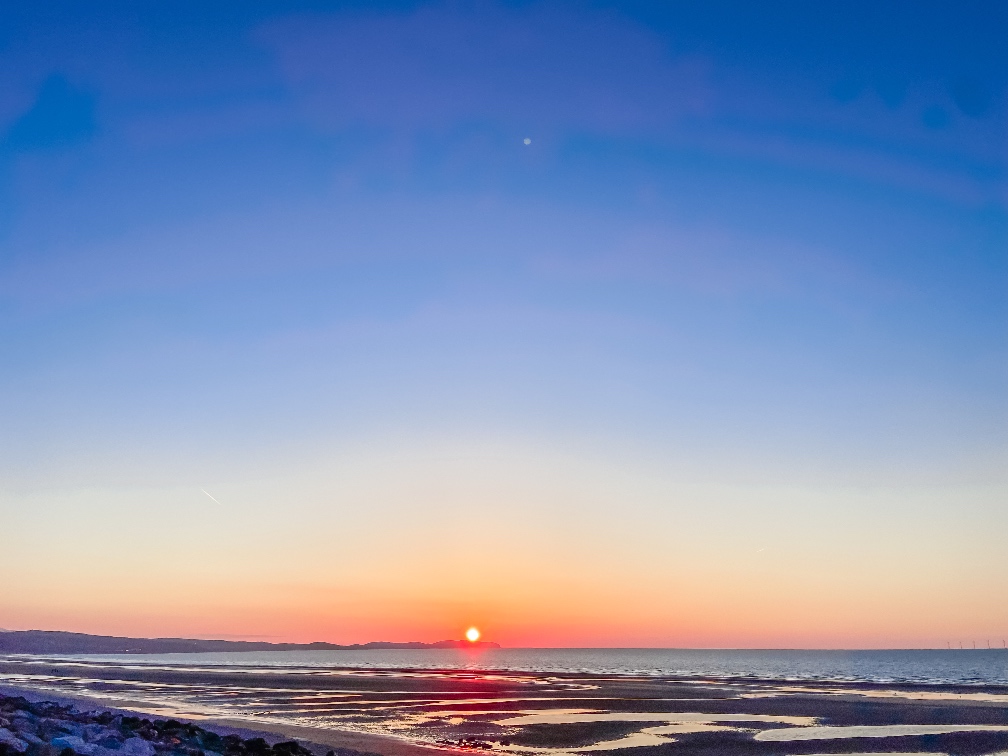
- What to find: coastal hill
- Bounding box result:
[0,630,501,655]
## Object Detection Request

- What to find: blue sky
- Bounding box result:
[1,1,1005,645]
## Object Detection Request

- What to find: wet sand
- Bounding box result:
[0,684,450,756]
[3,656,1008,755]
[199,718,454,756]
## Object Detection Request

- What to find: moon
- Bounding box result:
[523,137,531,145]
[466,627,481,642]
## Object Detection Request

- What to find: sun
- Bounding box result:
[465,627,480,643]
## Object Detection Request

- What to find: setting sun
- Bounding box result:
[465,627,480,642]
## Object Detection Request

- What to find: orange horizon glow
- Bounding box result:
[2,585,1004,650]
[3,550,1005,649]
[1,441,1004,651]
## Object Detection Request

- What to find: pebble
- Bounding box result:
[0,696,321,756]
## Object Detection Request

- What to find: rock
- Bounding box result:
[49,741,117,756]
[196,732,222,752]
[0,728,29,753]
[11,718,36,737]
[118,739,154,756]
[244,739,270,755]
[51,737,90,755]
[82,727,107,743]
[0,698,322,756]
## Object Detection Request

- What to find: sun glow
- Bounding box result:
[465,626,480,642]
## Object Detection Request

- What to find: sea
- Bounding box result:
[7,647,1008,685]
[4,648,1008,750]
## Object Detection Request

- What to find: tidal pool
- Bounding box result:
[756,724,1008,741]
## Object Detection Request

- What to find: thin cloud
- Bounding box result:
[201,488,223,506]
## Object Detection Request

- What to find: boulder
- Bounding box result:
[81,728,106,743]
[118,739,154,756]
[50,737,89,755]
[0,730,28,754]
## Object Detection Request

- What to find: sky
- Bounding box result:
[0,0,1005,649]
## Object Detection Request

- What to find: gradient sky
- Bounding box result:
[1,1,1006,648]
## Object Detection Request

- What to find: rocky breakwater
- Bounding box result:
[0,696,316,756]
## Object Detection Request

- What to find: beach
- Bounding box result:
[3,652,1008,755]
[0,689,446,756]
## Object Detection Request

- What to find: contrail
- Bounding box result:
[201,488,223,505]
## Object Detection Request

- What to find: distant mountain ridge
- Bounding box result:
[0,630,501,655]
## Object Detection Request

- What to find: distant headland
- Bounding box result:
[0,630,501,655]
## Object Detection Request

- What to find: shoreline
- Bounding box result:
[5,659,1008,756]
[5,657,1008,698]
[4,649,1008,692]
[0,685,454,756]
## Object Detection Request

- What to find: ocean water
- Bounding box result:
[21,647,1008,685]
[4,648,1008,752]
